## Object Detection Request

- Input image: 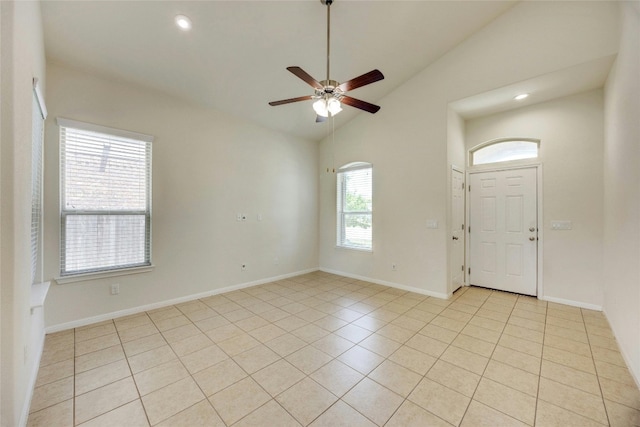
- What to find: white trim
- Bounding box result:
[334,245,373,253]
[55,265,155,285]
[45,268,318,333]
[30,281,51,314]
[319,268,451,300]
[539,295,602,311]
[602,308,640,390]
[468,137,539,167]
[19,320,46,427]
[450,165,465,294]
[337,162,373,173]
[32,77,47,119]
[56,117,154,142]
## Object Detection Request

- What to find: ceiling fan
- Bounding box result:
[269,0,384,123]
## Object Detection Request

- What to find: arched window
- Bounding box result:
[337,162,372,250]
[470,138,539,166]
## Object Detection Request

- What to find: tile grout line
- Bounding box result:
[582,307,612,426]
[532,295,548,427]
[30,273,638,426]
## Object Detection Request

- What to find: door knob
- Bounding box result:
[529,227,535,232]
[452,236,459,240]
[529,236,535,241]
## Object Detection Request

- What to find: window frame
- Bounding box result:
[336,162,373,252]
[57,118,153,279]
[469,138,540,167]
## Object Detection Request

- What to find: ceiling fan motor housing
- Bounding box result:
[318,80,341,95]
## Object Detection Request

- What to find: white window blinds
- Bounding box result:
[337,162,373,250]
[58,118,152,276]
[31,80,46,284]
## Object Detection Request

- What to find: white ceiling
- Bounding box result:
[41,0,519,142]
[450,55,617,119]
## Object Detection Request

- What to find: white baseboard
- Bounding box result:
[20,312,47,427]
[45,268,319,333]
[319,267,451,300]
[539,295,602,311]
[602,308,640,390]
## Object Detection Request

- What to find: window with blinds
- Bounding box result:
[58,118,152,276]
[337,162,373,250]
[31,80,46,284]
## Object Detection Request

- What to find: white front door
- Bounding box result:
[451,168,465,293]
[469,167,538,296]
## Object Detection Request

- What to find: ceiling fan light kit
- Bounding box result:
[269,0,384,122]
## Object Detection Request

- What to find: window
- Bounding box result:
[31,79,47,284]
[337,162,372,250]
[58,118,152,276]
[470,138,539,166]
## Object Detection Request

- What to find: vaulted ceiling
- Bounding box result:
[42,1,619,142]
[41,1,520,141]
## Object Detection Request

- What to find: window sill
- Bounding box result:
[55,265,155,285]
[31,281,51,314]
[335,245,373,253]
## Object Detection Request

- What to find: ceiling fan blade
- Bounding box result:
[269,95,314,106]
[316,115,327,123]
[287,66,324,90]
[340,96,381,114]
[338,69,384,92]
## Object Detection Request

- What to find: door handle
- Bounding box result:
[529,236,535,241]
[452,236,459,240]
[529,227,536,232]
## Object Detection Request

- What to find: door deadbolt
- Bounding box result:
[529,236,536,241]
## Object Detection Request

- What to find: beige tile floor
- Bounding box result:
[28,272,640,426]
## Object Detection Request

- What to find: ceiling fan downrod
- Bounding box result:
[323,0,332,82]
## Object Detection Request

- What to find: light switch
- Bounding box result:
[551,220,572,230]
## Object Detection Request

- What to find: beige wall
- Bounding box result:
[0,1,47,425]
[42,64,319,329]
[603,1,640,385]
[465,90,605,307]
[318,1,618,297]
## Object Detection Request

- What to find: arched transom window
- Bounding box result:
[470,138,539,166]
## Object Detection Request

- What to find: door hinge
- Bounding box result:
[468,267,471,275]
[468,226,471,233]
[461,224,464,230]
[461,265,464,271]
[468,185,471,192]
[462,182,465,190]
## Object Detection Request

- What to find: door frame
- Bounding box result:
[465,162,544,297]
[449,165,466,295]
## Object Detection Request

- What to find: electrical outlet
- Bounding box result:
[392,263,397,271]
[241,264,247,271]
[110,284,120,295]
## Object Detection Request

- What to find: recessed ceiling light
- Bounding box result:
[514,93,529,101]
[175,15,192,31]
